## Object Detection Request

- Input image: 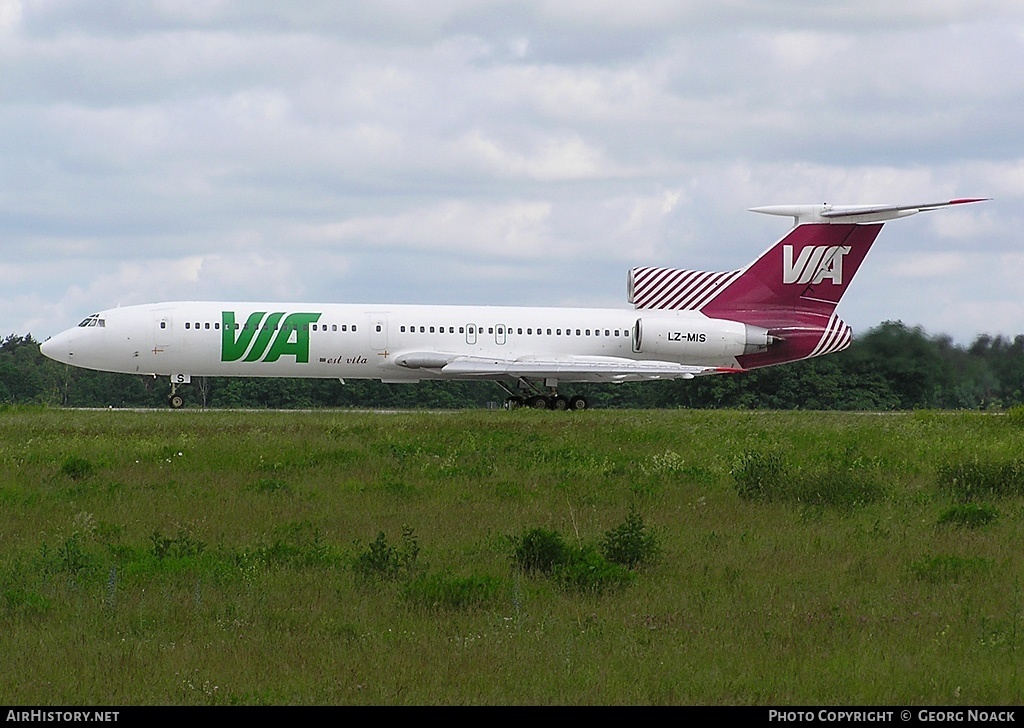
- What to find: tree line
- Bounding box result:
[2,321,1022,410]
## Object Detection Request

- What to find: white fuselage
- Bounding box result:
[41,301,754,384]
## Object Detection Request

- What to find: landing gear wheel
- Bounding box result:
[505,396,525,410]
[526,395,549,410]
[168,394,185,409]
[568,395,589,411]
[550,395,569,411]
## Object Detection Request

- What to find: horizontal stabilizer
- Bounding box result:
[750,198,988,225]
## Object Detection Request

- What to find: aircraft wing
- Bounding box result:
[394,352,744,383]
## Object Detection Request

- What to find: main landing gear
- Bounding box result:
[505,394,589,411]
[498,380,589,411]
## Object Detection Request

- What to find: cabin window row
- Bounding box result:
[174,322,357,332]
[399,325,629,337]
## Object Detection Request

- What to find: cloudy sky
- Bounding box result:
[2,0,1022,344]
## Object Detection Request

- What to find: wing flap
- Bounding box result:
[439,355,744,382]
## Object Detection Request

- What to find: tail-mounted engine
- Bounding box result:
[632,316,774,359]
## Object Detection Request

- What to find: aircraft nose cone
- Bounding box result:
[40,331,74,364]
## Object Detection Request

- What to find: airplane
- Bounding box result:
[40,198,987,410]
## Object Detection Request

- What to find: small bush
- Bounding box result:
[3,588,52,617]
[60,456,94,481]
[150,528,205,560]
[937,503,999,528]
[54,533,92,576]
[553,546,634,594]
[352,526,420,581]
[402,573,503,611]
[255,522,334,568]
[909,554,992,584]
[937,459,1024,501]
[601,504,660,569]
[790,469,886,509]
[512,526,635,593]
[732,450,787,501]
[512,527,570,575]
[732,450,884,508]
[1006,404,1024,427]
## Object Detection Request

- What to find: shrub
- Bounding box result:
[732,450,884,508]
[909,554,992,584]
[789,469,886,509]
[936,459,1024,501]
[732,450,787,501]
[512,527,570,575]
[402,573,503,611]
[59,534,88,574]
[937,503,999,528]
[553,546,634,594]
[150,528,206,560]
[60,456,94,481]
[512,526,635,593]
[255,522,334,568]
[601,504,660,569]
[1006,404,1024,427]
[352,526,420,580]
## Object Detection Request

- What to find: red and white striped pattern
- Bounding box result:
[629,266,742,311]
[806,314,852,359]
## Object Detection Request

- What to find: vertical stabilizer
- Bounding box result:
[627,198,987,369]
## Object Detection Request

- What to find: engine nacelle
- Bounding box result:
[632,316,772,359]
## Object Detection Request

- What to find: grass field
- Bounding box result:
[1,406,1023,705]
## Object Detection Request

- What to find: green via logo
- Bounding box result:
[221,311,322,363]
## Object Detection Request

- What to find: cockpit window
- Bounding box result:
[77,314,106,328]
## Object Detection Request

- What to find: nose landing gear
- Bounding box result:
[167,374,191,409]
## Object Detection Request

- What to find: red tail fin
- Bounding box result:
[628,223,883,368]
[629,223,882,318]
[626,199,986,369]
[699,223,882,320]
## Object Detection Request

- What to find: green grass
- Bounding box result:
[1,407,1023,704]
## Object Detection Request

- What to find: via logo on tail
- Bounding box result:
[782,245,852,285]
[221,311,322,363]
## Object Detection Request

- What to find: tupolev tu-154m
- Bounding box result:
[40,198,987,409]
